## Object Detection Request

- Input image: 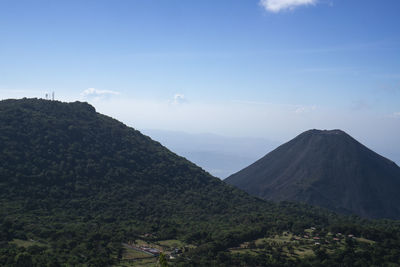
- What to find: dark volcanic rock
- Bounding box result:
[225,129,400,219]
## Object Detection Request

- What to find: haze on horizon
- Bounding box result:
[1,0,399,168]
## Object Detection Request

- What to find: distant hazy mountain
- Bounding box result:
[142,129,279,178]
[225,129,400,219]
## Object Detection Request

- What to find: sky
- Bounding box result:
[1,0,399,163]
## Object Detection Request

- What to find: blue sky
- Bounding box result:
[1,0,400,161]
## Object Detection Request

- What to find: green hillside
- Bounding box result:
[1,99,400,266]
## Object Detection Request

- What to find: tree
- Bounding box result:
[158,253,169,267]
[15,252,33,267]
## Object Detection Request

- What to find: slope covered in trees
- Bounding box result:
[226,129,400,219]
[1,99,400,266]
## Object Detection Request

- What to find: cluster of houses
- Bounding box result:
[292,228,356,246]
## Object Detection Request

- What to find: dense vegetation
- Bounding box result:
[1,98,400,266]
[226,129,400,219]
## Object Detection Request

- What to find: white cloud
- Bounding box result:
[260,0,318,13]
[171,93,187,105]
[81,88,120,101]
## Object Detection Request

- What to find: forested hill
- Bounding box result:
[225,129,400,219]
[1,98,400,266]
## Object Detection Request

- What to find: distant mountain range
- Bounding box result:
[143,129,279,178]
[225,129,400,219]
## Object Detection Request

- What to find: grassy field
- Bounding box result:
[131,257,158,267]
[294,247,314,257]
[122,246,153,260]
[116,238,188,266]
[116,244,158,267]
[114,257,157,267]
[355,237,375,244]
[156,239,184,248]
[265,232,294,243]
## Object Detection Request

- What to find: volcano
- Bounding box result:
[225,129,400,219]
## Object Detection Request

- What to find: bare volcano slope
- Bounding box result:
[225,129,400,219]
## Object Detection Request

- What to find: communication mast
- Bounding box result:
[52,92,55,101]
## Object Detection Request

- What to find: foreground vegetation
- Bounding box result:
[1,99,400,266]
